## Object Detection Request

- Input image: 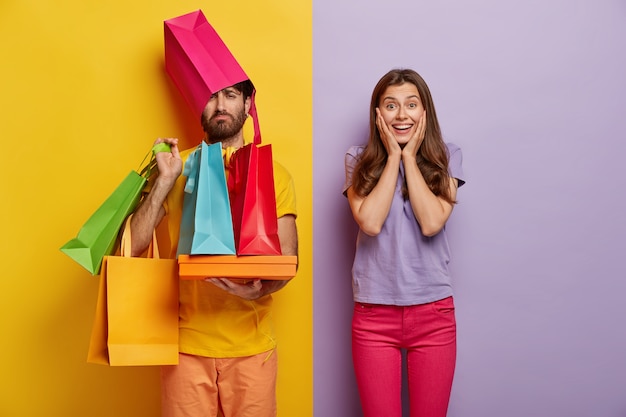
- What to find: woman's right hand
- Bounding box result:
[375,108,402,158]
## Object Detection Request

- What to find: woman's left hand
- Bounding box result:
[402,111,427,159]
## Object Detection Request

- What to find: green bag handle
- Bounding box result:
[138,142,172,179]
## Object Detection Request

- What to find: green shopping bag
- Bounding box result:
[60,146,163,275]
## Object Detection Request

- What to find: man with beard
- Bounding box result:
[129,79,298,417]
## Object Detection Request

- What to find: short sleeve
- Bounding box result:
[273,160,297,218]
[343,145,364,196]
[446,143,465,187]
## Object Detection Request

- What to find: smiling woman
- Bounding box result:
[342,68,465,417]
[378,83,425,145]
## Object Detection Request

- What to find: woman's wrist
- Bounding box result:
[401,150,417,163]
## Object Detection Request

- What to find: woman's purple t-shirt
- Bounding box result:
[343,143,465,306]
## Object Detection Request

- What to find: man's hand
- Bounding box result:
[153,137,183,189]
[205,278,264,300]
[205,278,291,300]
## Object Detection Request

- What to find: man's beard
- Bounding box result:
[202,109,247,143]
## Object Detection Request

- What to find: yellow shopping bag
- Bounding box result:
[87,216,179,366]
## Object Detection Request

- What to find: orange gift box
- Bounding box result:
[178,255,297,280]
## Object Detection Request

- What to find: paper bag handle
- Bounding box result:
[138,142,172,180]
[120,215,160,259]
[249,92,262,145]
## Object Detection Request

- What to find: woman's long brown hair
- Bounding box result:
[351,69,455,204]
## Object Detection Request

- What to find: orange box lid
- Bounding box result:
[178,255,297,280]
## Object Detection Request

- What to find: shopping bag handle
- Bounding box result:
[250,92,261,145]
[182,145,201,194]
[120,214,160,259]
[138,142,171,180]
[137,150,155,179]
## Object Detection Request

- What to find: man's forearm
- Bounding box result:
[129,181,169,256]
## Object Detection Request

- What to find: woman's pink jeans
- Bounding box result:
[352,296,457,417]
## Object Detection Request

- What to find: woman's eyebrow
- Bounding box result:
[382,95,419,101]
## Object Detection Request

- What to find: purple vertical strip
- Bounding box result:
[314,1,626,416]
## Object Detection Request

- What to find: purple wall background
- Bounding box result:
[313,1,626,416]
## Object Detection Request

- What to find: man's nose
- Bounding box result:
[215,93,226,111]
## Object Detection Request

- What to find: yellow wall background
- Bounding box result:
[0,1,312,416]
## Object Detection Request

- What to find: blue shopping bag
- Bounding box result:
[177,142,236,256]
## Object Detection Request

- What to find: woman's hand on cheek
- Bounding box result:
[376,108,401,157]
[403,111,427,159]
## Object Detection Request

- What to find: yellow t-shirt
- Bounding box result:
[164,145,297,358]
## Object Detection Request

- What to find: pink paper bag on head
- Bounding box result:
[164,9,261,142]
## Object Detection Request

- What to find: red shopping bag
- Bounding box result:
[227,136,281,255]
